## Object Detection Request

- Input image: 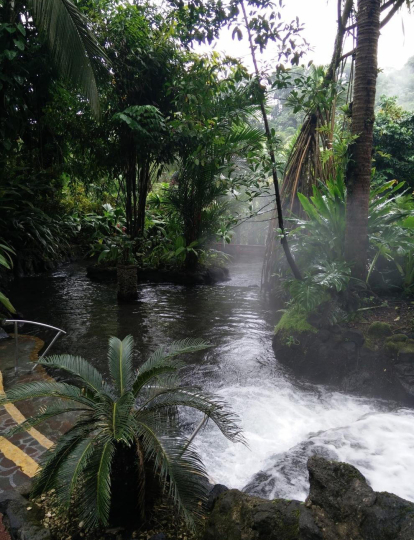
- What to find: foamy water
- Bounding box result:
[10,259,414,503]
[195,377,414,502]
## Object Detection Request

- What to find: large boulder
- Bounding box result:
[204,456,414,540]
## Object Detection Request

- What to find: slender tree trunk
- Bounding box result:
[125,141,137,237]
[345,0,381,279]
[136,161,150,238]
[326,0,354,82]
[240,0,302,280]
[261,1,354,291]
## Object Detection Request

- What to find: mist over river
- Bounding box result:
[9,260,414,502]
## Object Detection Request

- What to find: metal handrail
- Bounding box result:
[4,320,66,373]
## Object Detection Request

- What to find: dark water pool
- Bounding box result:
[7,260,414,502]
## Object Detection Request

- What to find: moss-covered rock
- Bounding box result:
[203,489,312,540]
[367,321,392,338]
[387,334,409,343]
[275,309,317,336]
[384,335,414,356]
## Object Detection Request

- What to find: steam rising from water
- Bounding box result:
[10,259,414,503]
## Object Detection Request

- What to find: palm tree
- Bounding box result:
[344,0,381,279]
[9,0,108,117]
[1,336,243,530]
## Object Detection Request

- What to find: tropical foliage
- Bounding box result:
[1,336,243,530]
[278,175,414,320]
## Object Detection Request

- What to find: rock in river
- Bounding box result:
[204,456,414,540]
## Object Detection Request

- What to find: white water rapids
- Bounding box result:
[11,260,414,504]
[190,262,414,503]
[195,379,414,502]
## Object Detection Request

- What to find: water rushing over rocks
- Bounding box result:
[9,260,414,502]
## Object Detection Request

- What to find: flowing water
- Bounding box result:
[8,260,414,502]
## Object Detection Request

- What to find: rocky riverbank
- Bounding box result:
[205,456,414,540]
[272,301,414,405]
[2,456,413,540]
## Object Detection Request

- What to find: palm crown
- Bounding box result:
[1,336,243,530]
[25,0,109,117]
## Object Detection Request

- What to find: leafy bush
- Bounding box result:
[276,176,414,327]
[1,336,242,530]
[288,177,414,291]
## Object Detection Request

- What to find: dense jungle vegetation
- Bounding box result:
[1,0,413,306]
[1,0,414,533]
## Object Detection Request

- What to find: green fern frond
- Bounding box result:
[2,381,96,408]
[1,405,86,438]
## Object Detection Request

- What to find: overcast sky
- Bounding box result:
[197,0,414,72]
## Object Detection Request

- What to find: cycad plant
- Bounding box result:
[1,336,243,530]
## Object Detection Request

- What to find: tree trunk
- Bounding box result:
[345,0,381,279]
[240,0,302,280]
[125,141,137,237]
[262,0,356,292]
[136,161,150,239]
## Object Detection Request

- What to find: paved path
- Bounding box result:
[0,335,55,495]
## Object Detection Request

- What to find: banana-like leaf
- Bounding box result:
[0,291,15,313]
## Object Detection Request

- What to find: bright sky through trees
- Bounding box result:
[197,0,414,70]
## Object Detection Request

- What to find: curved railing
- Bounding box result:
[4,320,66,373]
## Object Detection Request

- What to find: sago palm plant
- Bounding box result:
[1,336,243,530]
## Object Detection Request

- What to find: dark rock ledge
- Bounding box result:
[1,458,413,539]
[273,322,414,406]
[204,456,414,540]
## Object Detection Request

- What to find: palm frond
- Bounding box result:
[55,436,96,506]
[139,387,245,444]
[1,381,96,408]
[108,336,134,397]
[224,124,265,150]
[1,404,86,438]
[112,391,136,444]
[133,339,210,396]
[77,437,115,529]
[28,0,109,117]
[137,419,208,529]
[32,421,93,497]
[38,355,107,394]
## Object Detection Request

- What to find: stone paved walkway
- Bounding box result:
[0,513,11,540]
[0,335,57,495]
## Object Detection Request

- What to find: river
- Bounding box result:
[8,260,414,502]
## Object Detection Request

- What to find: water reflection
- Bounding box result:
[8,260,414,502]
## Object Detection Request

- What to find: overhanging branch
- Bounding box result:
[380,0,405,27]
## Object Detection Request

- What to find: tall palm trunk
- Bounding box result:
[125,141,137,237]
[344,0,381,279]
